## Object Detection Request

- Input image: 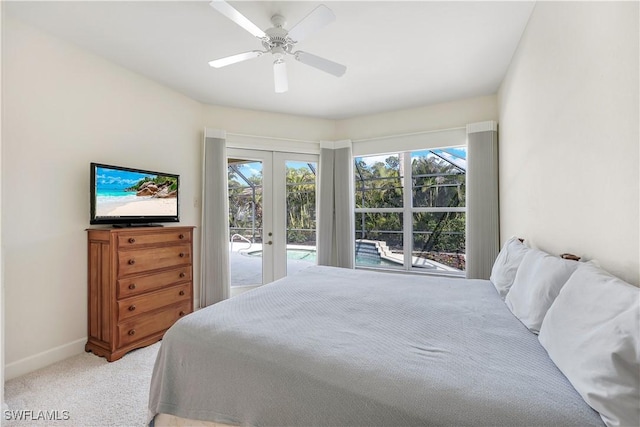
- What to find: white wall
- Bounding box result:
[202,105,335,143]
[336,95,497,141]
[2,17,204,378]
[498,1,639,285]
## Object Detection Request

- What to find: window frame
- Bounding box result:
[354,149,466,276]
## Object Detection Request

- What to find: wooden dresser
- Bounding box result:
[85,226,195,361]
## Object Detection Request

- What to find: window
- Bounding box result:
[354,148,466,274]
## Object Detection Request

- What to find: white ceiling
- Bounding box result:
[5,1,535,120]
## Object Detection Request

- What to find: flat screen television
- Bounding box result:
[90,162,180,226]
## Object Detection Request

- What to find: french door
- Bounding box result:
[227,148,318,294]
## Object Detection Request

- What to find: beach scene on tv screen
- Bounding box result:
[95,166,178,218]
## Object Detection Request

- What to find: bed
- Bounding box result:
[147,253,640,426]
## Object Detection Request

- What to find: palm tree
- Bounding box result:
[286,166,316,244]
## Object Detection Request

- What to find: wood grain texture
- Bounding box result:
[85,226,195,361]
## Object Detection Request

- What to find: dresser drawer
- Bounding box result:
[87,226,195,362]
[117,267,191,298]
[117,230,191,248]
[118,302,190,347]
[118,244,191,276]
[118,282,191,321]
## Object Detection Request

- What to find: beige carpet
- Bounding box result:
[4,342,160,427]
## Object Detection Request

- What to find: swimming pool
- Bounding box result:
[246,248,401,268]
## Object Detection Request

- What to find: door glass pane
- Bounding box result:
[411,149,466,208]
[285,160,317,276]
[228,159,263,287]
[412,212,466,272]
[354,212,404,269]
[354,154,403,208]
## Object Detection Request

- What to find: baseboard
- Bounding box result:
[4,337,86,380]
[5,300,201,380]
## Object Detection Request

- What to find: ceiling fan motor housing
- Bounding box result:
[263,25,293,55]
[270,14,286,28]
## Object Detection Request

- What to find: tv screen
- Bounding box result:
[90,162,179,226]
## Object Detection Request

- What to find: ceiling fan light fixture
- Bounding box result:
[272,46,286,61]
[274,60,288,93]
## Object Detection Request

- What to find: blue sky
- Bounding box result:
[231,160,316,181]
[96,166,155,191]
[356,146,467,170]
[231,149,467,181]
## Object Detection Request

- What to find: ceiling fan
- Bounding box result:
[208,0,347,93]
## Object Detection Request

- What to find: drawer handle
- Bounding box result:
[128,259,135,265]
[178,234,185,239]
[128,305,136,312]
[179,311,186,317]
[179,253,185,258]
[128,237,136,244]
[179,290,185,296]
[128,329,136,336]
[128,284,136,290]
[179,272,186,278]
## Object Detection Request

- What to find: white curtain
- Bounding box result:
[200,129,230,307]
[466,121,500,279]
[317,141,355,268]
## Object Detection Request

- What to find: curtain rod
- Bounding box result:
[226,132,319,145]
[351,126,466,144]
[224,126,467,145]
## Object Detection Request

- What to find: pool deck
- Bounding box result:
[229,241,460,287]
[230,242,315,287]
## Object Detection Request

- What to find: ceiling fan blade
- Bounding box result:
[273,60,288,93]
[287,4,335,43]
[294,51,346,77]
[209,0,266,39]
[209,50,263,68]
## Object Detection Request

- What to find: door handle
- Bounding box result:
[267,241,273,245]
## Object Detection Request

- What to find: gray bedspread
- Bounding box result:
[148,266,603,426]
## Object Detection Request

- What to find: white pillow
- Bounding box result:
[505,248,579,333]
[539,263,640,427]
[489,237,529,299]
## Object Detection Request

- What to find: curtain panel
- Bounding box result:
[466,121,500,280]
[200,130,231,307]
[317,142,355,268]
